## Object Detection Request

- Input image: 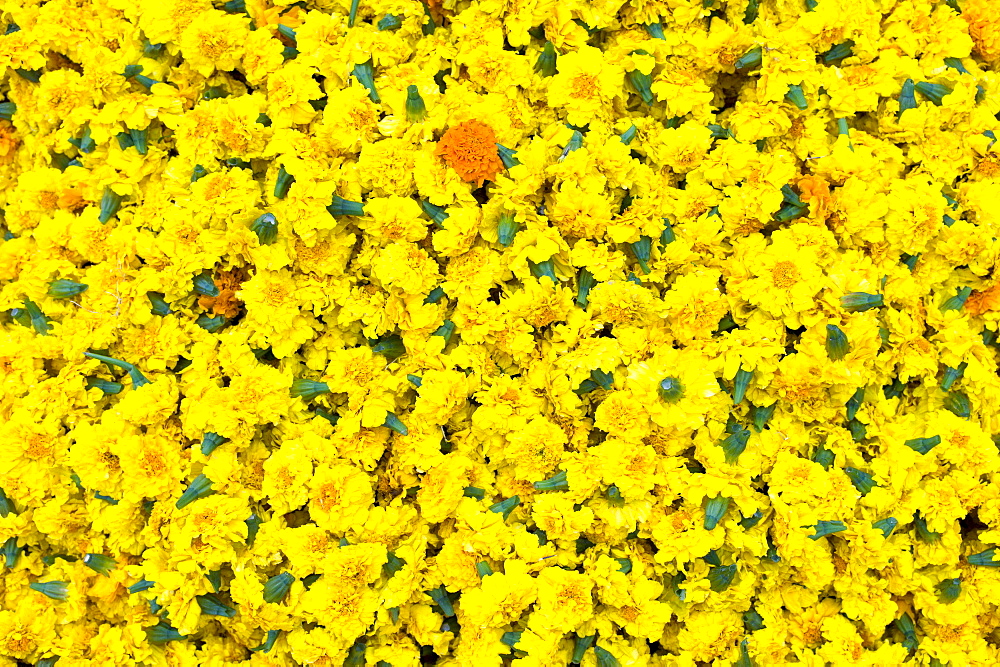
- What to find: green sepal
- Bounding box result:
[251,629,281,653]
[427,585,455,617]
[936,577,960,603]
[463,486,485,500]
[898,79,917,118]
[533,470,569,492]
[277,24,296,42]
[251,212,278,245]
[246,513,263,546]
[475,562,493,578]
[901,253,919,271]
[744,608,765,631]
[915,81,951,106]
[290,379,331,401]
[421,0,435,35]
[808,520,846,540]
[826,324,850,360]
[208,569,225,592]
[432,319,456,344]
[529,258,557,283]
[841,292,883,312]
[704,495,730,530]
[644,22,665,39]
[732,366,753,404]
[658,376,684,403]
[904,435,941,455]
[572,634,597,663]
[739,509,763,529]
[175,474,215,510]
[734,46,762,71]
[873,517,897,538]
[197,593,236,617]
[0,102,16,121]
[85,377,123,394]
[821,40,855,64]
[489,495,520,521]
[421,200,448,227]
[351,59,380,103]
[128,578,155,594]
[846,419,867,442]
[377,14,402,30]
[944,391,971,419]
[48,280,89,299]
[720,426,751,464]
[15,67,42,83]
[423,285,446,304]
[626,66,655,106]
[606,484,625,507]
[941,286,972,312]
[576,268,596,308]
[497,143,520,169]
[274,166,295,199]
[83,553,116,577]
[196,313,226,333]
[383,413,408,436]
[98,187,123,224]
[147,621,186,644]
[69,125,96,154]
[558,130,584,161]
[2,537,20,568]
[914,512,941,543]
[501,631,521,647]
[0,488,15,517]
[845,467,876,495]
[327,195,365,217]
[595,645,621,667]
[845,387,865,421]
[30,581,68,600]
[708,563,737,592]
[750,403,777,432]
[191,165,208,182]
[785,84,807,109]
[128,128,148,154]
[895,613,918,652]
[193,272,219,297]
[744,0,760,23]
[535,41,557,77]
[371,333,406,361]
[201,432,229,456]
[629,235,652,274]
[83,350,151,388]
[263,572,295,604]
[405,85,427,123]
[968,548,1000,567]
[941,362,967,391]
[256,113,271,127]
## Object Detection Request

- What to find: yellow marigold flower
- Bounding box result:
[460,560,537,628]
[0,411,68,505]
[358,137,418,196]
[262,441,313,515]
[547,45,624,126]
[138,0,212,44]
[594,390,651,441]
[435,119,504,187]
[884,175,947,254]
[308,463,373,534]
[372,241,441,295]
[529,567,595,634]
[587,280,664,327]
[178,10,250,77]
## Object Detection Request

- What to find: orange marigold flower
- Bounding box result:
[435,120,503,187]
[198,267,248,318]
[796,175,832,223]
[966,282,1000,317]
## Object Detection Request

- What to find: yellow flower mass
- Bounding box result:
[1,0,1000,664]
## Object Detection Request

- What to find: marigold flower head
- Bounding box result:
[435,120,504,187]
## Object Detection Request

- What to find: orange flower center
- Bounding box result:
[771,261,800,289]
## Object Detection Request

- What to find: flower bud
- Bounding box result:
[405,85,427,123]
[352,59,379,103]
[841,292,883,312]
[915,81,951,106]
[328,195,365,217]
[98,187,123,224]
[377,14,402,31]
[845,467,876,495]
[898,79,917,118]
[488,495,520,521]
[822,40,854,64]
[708,562,737,591]
[291,379,331,401]
[704,495,730,530]
[533,470,569,492]
[807,520,846,540]
[658,377,684,403]
[873,517,897,538]
[936,577,961,603]
[48,279,88,299]
[904,435,941,455]
[734,46,762,71]
[273,167,294,199]
[826,324,850,360]
[968,548,1000,567]
[197,593,236,617]
[263,571,294,603]
[383,413,408,436]
[30,581,68,600]
[941,286,972,312]
[535,41,557,77]
[83,553,117,577]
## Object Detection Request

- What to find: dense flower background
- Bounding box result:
[2,0,1000,664]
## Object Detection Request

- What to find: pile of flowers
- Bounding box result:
[2,0,1000,663]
